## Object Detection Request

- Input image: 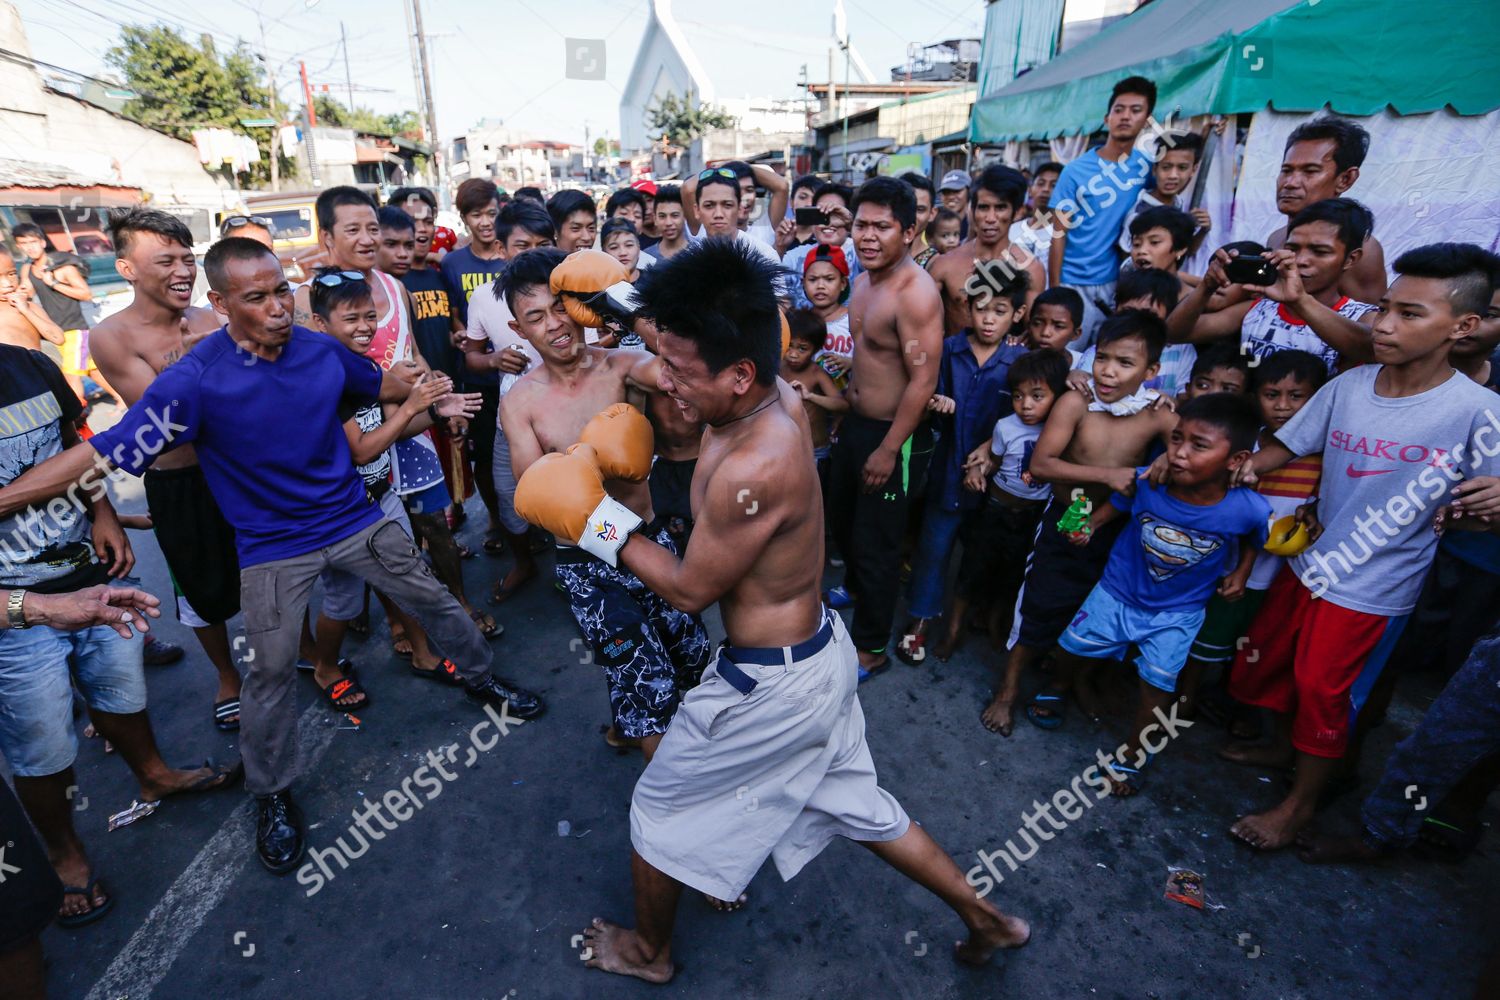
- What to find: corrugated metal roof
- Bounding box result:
[0,157,131,190]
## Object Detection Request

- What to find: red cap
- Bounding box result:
[803,244,849,278]
[630,180,658,196]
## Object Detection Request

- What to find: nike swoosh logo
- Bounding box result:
[1346,463,1395,478]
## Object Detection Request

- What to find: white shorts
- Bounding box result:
[629,611,910,900]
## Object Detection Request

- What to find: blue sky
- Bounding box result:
[14,0,983,145]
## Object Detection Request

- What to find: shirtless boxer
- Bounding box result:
[513,238,1030,982]
[499,248,709,763]
[87,209,243,730]
[825,177,945,673]
[928,165,1045,335]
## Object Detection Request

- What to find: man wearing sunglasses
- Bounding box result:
[681,168,781,272]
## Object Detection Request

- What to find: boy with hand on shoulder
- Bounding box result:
[1215,244,1500,851]
[953,349,1070,685]
[896,272,1030,664]
[1181,340,1252,400]
[780,309,848,468]
[1058,393,1269,795]
[1179,349,1325,722]
[989,310,1179,734]
[1118,131,1210,257]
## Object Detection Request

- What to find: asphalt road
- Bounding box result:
[22,454,1498,1000]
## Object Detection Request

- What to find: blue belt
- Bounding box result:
[715,611,836,695]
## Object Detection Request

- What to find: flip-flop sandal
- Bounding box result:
[489,574,533,606]
[1110,764,1146,793]
[410,658,465,687]
[857,658,889,683]
[346,610,370,636]
[482,534,506,556]
[57,876,114,929]
[1025,693,1066,730]
[894,621,930,666]
[457,542,476,560]
[179,758,243,794]
[467,608,503,640]
[213,698,241,732]
[320,674,371,711]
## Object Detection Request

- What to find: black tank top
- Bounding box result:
[29,254,88,330]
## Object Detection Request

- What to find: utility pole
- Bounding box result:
[403,0,427,142]
[411,0,444,205]
[840,36,852,182]
[341,22,355,116]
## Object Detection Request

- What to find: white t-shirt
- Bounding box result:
[464,277,541,401]
[1009,219,1053,269]
[1239,296,1376,373]
[990,414,1049,501]
[818,311,853,359]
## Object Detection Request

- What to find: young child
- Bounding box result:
[801,244,853,382]
[307,269,473,709]
[1168,198,1377,373]
[954,348,1071,674]
[1220,243,1500,851]
[1182,339,1252,399]
[1026,286,1085,364]
[1179,349,1326,719]
[1119,131,1210,256]
[1072,268,1197,397]
[601,217,649,281]
[1058,393,1270,795]
[1127,205,1201,297]
[895,272,1031,665]
[925,208,963,255]
[780,308,848,467]
[984,310,1179,734]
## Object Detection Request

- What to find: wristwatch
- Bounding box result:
[7,589,30,629]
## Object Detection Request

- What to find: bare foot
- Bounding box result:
[1218,740,1294,769]
[932,628,961,662]
[1296,830,1386,865]
[603,726,641,751]
[580,918,674,984]
[1230,800,1314,851]
[980,692,1015,736]
[954,912,1030,966]
[1073,676,1104,724]
[704,891,748,912]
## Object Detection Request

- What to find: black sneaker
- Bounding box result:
[256,791,306,875]
[463,674,545,720]
[143,637,185,666]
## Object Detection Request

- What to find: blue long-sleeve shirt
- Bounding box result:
[928,332,1027,511]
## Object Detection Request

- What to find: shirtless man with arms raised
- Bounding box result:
[512,237,1030,983]
[824,177,945,674]
[928,165,1046,335]
[87,208,243,730]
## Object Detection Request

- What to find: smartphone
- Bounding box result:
[1224,254,1278,286]
[795,207,829,227]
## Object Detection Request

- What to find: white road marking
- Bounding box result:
[84,705,337,1000]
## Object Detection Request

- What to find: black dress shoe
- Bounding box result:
[143,637,185,666]
[463,674,545,719]
[256,791,306,875]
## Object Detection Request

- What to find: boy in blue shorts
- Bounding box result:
[1057,393,1271,794]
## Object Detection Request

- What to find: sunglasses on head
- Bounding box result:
[313,270,365,288]
[697,168,738,182]
[221,215,274,235]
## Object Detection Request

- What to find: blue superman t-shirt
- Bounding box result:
[1100,472,1271,613]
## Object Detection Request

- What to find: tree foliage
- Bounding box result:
[645,91,737,148]
[105,26,263,141]
[310,95,423,137]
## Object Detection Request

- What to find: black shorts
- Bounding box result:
[468,385,500,467]
[648,456,697,548]
[553,526,711,739]
[1011,494,1124,650]
[143,464,240,625]
[0,779,62,952]
[956,494,1046,604]
[1386,547,1500,679]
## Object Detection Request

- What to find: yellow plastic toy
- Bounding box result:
[1264,515,1311,557]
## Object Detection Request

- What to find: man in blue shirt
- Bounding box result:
[0,239,545,876]
[1048,76,1158,345]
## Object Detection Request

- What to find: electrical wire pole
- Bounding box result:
[411,0,445,205]
[403,0,427,143]
[341,22,355,115]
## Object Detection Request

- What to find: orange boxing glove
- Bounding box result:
[577,403,654,482]
[550,249,637,330]
[513,444,643,567]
